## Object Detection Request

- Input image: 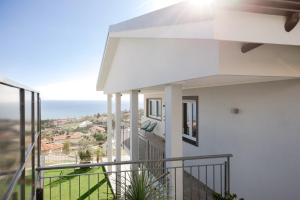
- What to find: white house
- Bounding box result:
[97,1,300,199]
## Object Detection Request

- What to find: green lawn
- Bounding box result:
[43,167,114,200]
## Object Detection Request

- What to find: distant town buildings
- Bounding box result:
[79,120,92,128]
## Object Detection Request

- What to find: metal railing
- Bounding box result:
[37,154,232,200]
[120,125,165,161]
[121,125,130,150]
[0,79,41,200]
[42,153,79,166]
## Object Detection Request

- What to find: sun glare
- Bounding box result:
[188,0,214,7]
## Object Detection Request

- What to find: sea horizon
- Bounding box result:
[41,100,143,120]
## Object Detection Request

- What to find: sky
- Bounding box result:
[0,0,183,100]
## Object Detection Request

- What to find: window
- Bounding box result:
[0,84,20,199]
[25,91,32,153]
[182,96,198,146]
[147,98,162,120]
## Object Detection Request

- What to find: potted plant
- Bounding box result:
[123,171,168,200]
[213,192,244,200]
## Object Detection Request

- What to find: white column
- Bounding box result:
[115,93,122,162]
[130,90,139,167]
[107,94,113,171]
[164,84,183,200]
[115,93,122,198]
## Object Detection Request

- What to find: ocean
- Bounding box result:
[41,100,143,120]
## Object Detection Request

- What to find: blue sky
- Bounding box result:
[0,0,181,100]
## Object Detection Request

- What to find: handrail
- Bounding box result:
[0,77,39,92]
[37,154,233,171]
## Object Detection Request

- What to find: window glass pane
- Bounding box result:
[147,99,162,119]
[183,103,188,135]
[148,100,152,115]
[182,98,198,143]
[151,100,156,116]
[9,178,21,200]
[156,101,161,117]
[25,155,33,200]
[192,102,197,138]
[35,138,39,176]
[25,91,32,152]
[35,93,38,133]
[0,84,20,199]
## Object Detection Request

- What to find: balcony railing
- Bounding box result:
[37,154,232,200]
[121,125,165,161]
[0,79,41,200]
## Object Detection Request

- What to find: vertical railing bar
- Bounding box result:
[227,156,231,194]
[88,174,90,200]
[31,92,35,198]
[165,165,167,199]
[69,179,71,200]
[190,166,192,200]
[205,165,208,200]
[79,175,81,198]
[154,148,157,177]
[198,166,201,200]
[20,89,25,200]
[220,164,223,196]
[106,173,108,200]
[175,168,177,200]
[49,177,52,200]
[125,171,127,200]
[115,171,117,199]
[59,178,62,200]
[224,161,228,195]
[213,165,215,191]
[98,173,100,200]
[147,140,150,161]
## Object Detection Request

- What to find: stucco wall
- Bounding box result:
[182,79,300,200]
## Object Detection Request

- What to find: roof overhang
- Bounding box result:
[97,0,300,93]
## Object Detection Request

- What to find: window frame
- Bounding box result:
[146,98,162,121]
[182,96,199,146]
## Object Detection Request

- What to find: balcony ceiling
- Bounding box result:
[140,75,296,93]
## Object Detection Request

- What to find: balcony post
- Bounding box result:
[130,90,139,168]
[107,94,113,171]
[164,84,183,200]
[115,93,122,198]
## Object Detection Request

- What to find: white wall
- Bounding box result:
[183,79,300,200]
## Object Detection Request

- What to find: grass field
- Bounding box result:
[43,167,114,200]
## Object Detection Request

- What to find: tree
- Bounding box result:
[62,141,70,155]
[95,147,104,163]
[93,132,106,142]
[78,149,92,162]
[78,136,95,163]
[79,136,96,151]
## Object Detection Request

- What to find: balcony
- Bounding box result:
[1,79,233,200]
[0,79,41,200]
